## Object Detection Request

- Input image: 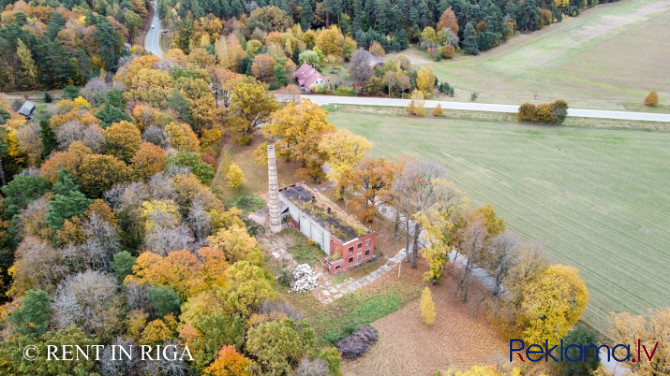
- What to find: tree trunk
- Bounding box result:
[404,215,410,263]
[393,210,400,242]
[0,155,6,186]
[411,223,421,268]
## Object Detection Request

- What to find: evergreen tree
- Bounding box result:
[555,325,599,375]
[272,63,289,87]
[39,119,56,158]
[300,0,313,30]
[462,22,479,55]
[43,92,52,103]
[46,190,93,230]
[62,85,79,100]
[8,289,52,337]
[165,89,193,125]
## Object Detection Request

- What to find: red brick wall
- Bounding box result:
[329,232,375,272]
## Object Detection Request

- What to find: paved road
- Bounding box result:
[303,95,670,123]
[145,2,162,57]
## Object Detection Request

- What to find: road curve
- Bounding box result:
[145,2,163,57]
[303,95,670,123]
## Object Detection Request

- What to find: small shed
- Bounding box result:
[17,100,36,119]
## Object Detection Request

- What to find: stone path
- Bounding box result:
[314,249,407,304]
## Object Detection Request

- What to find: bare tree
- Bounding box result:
[485,231,520,298]
[118,182,149,214]
[83,212,120,270]
[144,225,195,255]
[393,160,447,268]
[457,217,489,302]
[349,49,375,82]
[81,124,105,153]
[53,270,124,339]
[187,198,211,243]
[148,172,177,201]
[142,126,168,148]
[56,120,84,150]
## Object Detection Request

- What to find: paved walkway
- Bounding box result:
[314,249,407,304]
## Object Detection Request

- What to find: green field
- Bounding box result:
[329,110,670,335]
[420,0,670,111]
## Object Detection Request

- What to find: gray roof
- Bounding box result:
[17,101,36,117]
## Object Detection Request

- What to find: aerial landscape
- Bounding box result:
[0,0,668,374]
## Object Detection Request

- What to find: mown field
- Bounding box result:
[330,110,670,335]
[420,0,670,112]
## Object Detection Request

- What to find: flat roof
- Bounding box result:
[279,183,370,241]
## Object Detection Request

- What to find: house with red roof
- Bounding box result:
[293,63,330,91]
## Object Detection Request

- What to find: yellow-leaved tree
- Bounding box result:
[416,66,435,97]
[261,99,335,181]
[518,264,589,346]
[226,163,247,188]
[420,287,436,325]
[319,129,371,198]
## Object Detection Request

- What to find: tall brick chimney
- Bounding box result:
[267,144,282,233]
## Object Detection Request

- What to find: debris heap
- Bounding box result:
[291,264,318,292]
[336,325,377,360]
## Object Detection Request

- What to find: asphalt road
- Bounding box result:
[303,95,670,123]
[145,2,163,58]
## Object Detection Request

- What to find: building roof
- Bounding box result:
[293,63,329,88]
[279,183,369,241]
[17,100,35,117]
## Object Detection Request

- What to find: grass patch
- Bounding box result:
[333,257,386,284]
[329,109,670,336]
[286,232,325,266]
[321,291,402,344]
[422,0,670,112]
[231,195,265,213]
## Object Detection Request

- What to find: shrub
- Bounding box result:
[551,99,568,123]
[470,92,478,101]
[518,103,536,122]
[432,104,444,117]
[44,92,52,103]
[443,45,456,59]
[62,85,79,100]
[645,91,658,107]
[335,86,356,96]
[420,287,436,325]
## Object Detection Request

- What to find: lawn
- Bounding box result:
[329,110,670,335]
[419,0,670,111]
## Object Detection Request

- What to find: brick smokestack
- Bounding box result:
[267,144,282,233]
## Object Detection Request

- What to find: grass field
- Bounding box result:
[329,110,670,335]
[418,0,670,111]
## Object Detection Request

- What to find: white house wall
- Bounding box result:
[280,196,331,255]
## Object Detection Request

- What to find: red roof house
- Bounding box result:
[293,63,330,90]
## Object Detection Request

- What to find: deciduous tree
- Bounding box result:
[420,287,435,325]
[104,121,142,163]
[225,82,278,145]
[319,129,371,197]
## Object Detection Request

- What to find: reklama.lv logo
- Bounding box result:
[510,339,659,363]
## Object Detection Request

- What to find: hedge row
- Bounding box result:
[518,100,569,124]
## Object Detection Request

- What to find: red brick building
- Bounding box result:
[278,183,375,274]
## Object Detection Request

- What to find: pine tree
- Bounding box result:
[420,287,436,325]
[43,92,52,103]
[39,119,56,158]
[463,22,479,55]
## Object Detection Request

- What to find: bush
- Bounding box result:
[335,325,377,360]
[438,82,451,93]
[518,103,536,122]
[443,45,456,59]
[432,104,443,117]
[62,85,79,100]
[470,92,478,101]
[335,86,356,96]
[518,100,569,124]
[645,91,658,107]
